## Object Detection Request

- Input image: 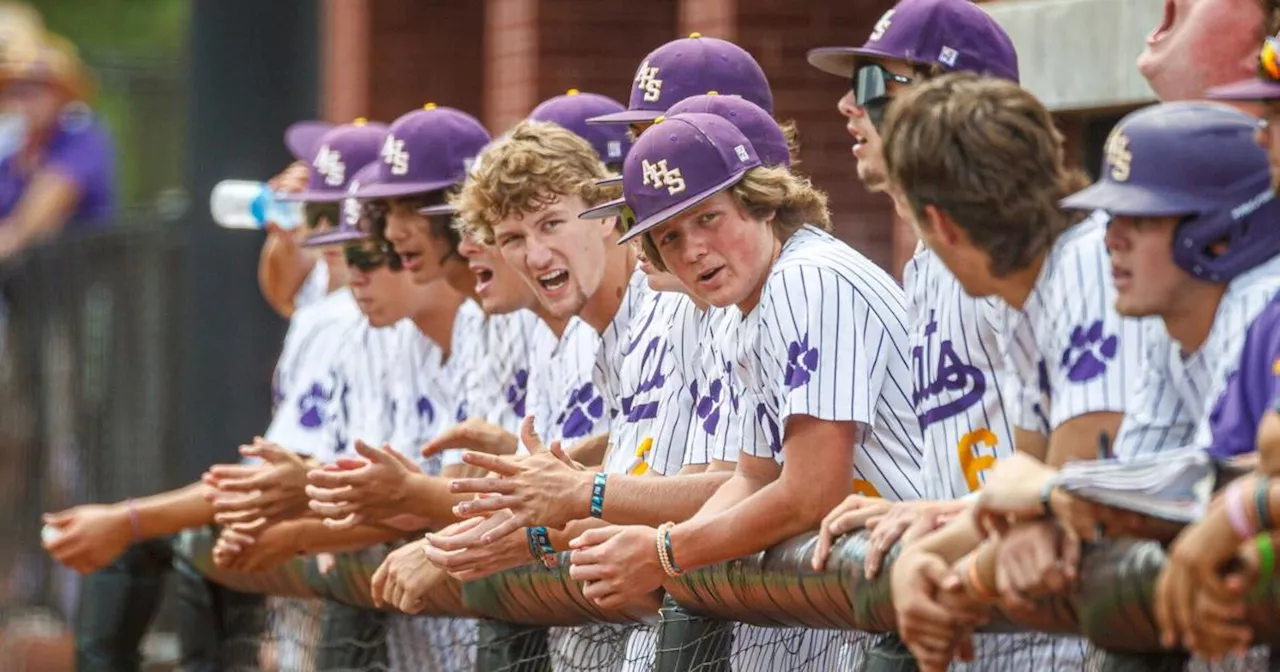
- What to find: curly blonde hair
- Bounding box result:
[453,120,617,242]
[641,165,831,272]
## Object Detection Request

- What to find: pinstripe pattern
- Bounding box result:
[735,226,924,502]
[263,288,363,456]
[1003,212,1152,437]
[905,245,1018,500]
[645,293,704,473]
[320,319,402,464]
[593,269,657,476]
[533,317,603,450]
[680,306,746,466]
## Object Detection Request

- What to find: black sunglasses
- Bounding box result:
[343,240,403,272]
[304,202,341,230]
[851,64,913,129]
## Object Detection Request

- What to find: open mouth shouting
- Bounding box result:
[1148,0,1175,47]
[471,263,495,294]
[397,247,423,272]
[538,269,570,293]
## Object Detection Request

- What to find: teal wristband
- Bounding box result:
[590,472,607,518]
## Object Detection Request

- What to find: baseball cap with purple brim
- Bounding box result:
[587,34,773,126]
[666,93,790,168]
[531,89,632,164]
[1208,36,1280,101]
[806,0,1019,83]
[613,113,762,245]
[354,104,491,200]
[303,162,381,248]
[285,120,333,162]
[280,120,388,203]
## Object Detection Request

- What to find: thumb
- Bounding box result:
[43,510,73,526]
[519,415,546,454]
[331,457,366,471]
[247,441,293,464]
[924,556,961,592]
[548,440,575,467]
[354,439,387,463]
[382,444,417,471]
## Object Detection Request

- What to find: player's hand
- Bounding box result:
[267,161,310,193]
[864,500,966,580]
[203,438,312,526]
[41,504,134,574]
[569,525,667,611]
[213,519,302,572]
[991,520,1080,613]
[421,512,534,581]
[971,452,1057,536]
[450,417,591,539]
[1154,496,1252,653]
[420,417,518,458]
[812,494,893,571]
[305,440,422,529]
[371,539,455,614]
[891,548,987,671]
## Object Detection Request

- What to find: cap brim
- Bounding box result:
[417,203,458,216]
[302,228,368,248]
[620,166,754,244]
[1059,182,1213,217]
[806,46,903,78]
[1207,78,1280,101]
[353,178,458,200]
[277,189,347,203]
[586,109,664,125]
[580,197,624,220]
[285,121,333,162]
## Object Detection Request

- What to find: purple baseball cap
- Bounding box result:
[285,120,333,162]
[280,119,388,203]
[530,89,632,164]
[587,34,773,125]
[1061,102,1279,281]
[807,0,1019,83]
[614,112,761,244]
[665,94,790,168]
[354,104,491,200]
[303,163,380,248]
[1208,79,1280,100]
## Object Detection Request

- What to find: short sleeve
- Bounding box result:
[1111,337,1198,460]
[45,118,113,195]
[1204,302,1280,457]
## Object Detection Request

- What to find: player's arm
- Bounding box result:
[585,470,734,526]
[256,161,315,318]
[566,432,608,468]
[667,416,855,570]
[290,518,411,555]
[1045,412,1125,467]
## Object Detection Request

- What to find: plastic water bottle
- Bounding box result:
[209,180,304,230]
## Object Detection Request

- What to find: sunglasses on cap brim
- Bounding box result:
[851,64,913,129]
[343,240,403,272]
[1261,37,1280,82]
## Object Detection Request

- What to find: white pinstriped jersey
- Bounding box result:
[1116,254,1280,459]
[263,288,363,455]
[683,306,747,466]
[321,319,403,464]
[532,317,603,449]
[646,294,708,472]
[593,269,664,476]
[735,226,924,502]
[1002,212,1150,437]
[905,245,1018,500]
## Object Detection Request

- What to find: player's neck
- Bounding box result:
[538,309,570,338]
[990,251,1047,310]
[580,243,638,334]
[1162,282,1228,355]
[413,285,467,358]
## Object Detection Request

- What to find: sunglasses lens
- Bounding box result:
[344,243,399,272]
[853,65,889,108]
[865,99,890,131]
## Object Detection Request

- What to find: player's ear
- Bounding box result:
[925,205,961,246]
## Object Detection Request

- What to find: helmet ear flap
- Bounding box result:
[1171,180,1278,283]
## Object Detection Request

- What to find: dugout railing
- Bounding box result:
[3,227,1277,671]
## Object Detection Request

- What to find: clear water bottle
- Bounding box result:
[209,180,305,230]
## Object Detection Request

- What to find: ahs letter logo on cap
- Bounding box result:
[381,135,410,176]
[635,61,664,103]
[314,145,346,187]
[641,159,686,196]
[869,9,895,41]
[1104,129,1131,182]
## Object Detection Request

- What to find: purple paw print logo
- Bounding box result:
[506,369,529,418]
[298,382,333,429]
[692,378,726,435]
[454,401,468,423]
[756,402,782,454]
[1060,320,1118,383]
[417,396,435,424]
[784,335,820,390]
[556,382,605,439]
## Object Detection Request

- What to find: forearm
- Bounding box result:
[692,469,767,519]
[566,434,608,468]
[547,517,609,550]
[258,239,313,318]
[403,473,471,525]
[133,482,217,539]
[907,506,984,564]
[595,471,732,525]
[290,519,409,555]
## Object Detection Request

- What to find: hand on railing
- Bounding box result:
[213,518,303,572]
[306,439,422,529]
[420,513,532,581]
[568,524,666,611]
[990,520,1080,614]
[890,546,988,671]
[372,536,449,613]
[865,500,966,580]
[812,494,891,571]
[203,437,312,526]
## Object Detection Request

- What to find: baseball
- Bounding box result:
[41,523,62,546]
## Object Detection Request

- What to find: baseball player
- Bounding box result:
[803,2,1089,668]
[563,112,923,652]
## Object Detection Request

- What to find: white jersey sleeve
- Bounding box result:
[1112,321,1201,460]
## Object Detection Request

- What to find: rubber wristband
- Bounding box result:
[526,527,542,562]
[533,527,557,569]
[1253,534,1276,597]
[125,499,142,542]
[590,472,607,519]
[664,526,684,576]
[1256,477,1272,532]
[963,554,997,603]
[1226,480,1257,540]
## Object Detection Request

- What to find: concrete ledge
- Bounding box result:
[985,0,1161,111]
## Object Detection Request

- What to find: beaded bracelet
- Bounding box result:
[1225,479,1257,540]
[1253,533,1276,598]
[590,473,608,518]
[655,522,683,578]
